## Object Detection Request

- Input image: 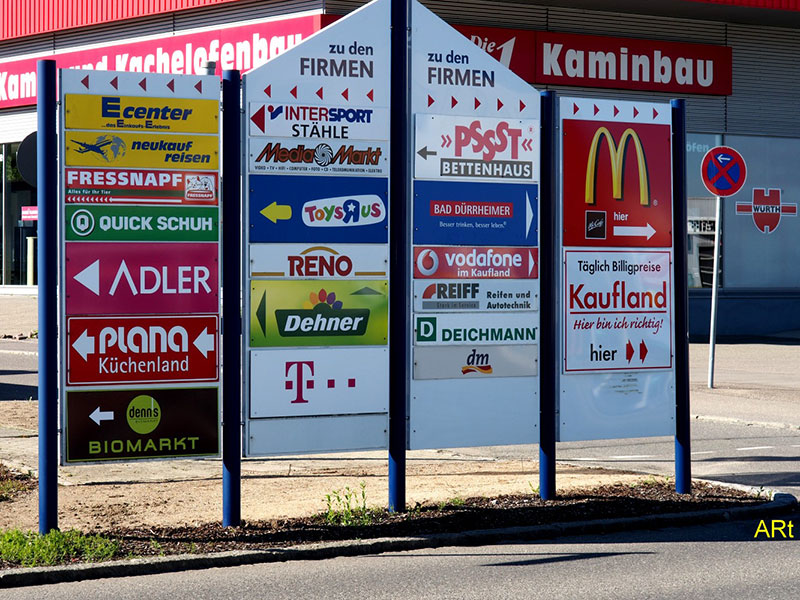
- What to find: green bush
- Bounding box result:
[0,529,119,567]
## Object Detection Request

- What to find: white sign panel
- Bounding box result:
[564,249,672,372]
[415,114,538,182]
[249,137,389,176]
[415,312,537,346]
[249,102,389,141]
[414,344,537,379]
[413,279,537,312]
[250,347,388,418]
[250,243,388,278]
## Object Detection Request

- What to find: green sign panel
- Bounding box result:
[250,280,388,347]
[64,387,219,462]
[65,204,219,241]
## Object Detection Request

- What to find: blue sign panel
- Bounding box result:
[249,175,389,244]
[413,180,538,246]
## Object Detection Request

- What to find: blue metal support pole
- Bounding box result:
[37,59,58,534]
[221,70,242,527]
[671,99,692,494]
[538,91,557,501]
[388,0,410,513]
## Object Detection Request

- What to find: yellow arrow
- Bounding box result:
[260,201,292,223]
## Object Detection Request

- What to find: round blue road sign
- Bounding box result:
[701,146,747,197]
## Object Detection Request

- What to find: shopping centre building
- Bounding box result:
[1,0,799,338]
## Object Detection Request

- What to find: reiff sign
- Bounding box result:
[558,96,675,442]
[243,0,390,455]
[59,69,221,464]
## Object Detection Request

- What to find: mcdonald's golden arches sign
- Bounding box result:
[562,98,672,248]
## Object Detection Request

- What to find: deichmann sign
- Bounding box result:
[66,205,218,241]
[65,95,219,133]
[250,280,388,347]
[249,347,388,418]
[415,313,537,345]
[0,14,324,109]
[65,132,219,170]
[413,180,538,246]
[563,250,673,372]
[67,315,219,385]
[249,243,388,278]
[413,246,537,279]
[414,115,538,182]
[248,102,389,141]
[561,98,673,248]
[413,279,538,312]
[64,387,219,462]
[413,344,538,379]
[248,175,389,244]
[65,241,219,315]
[64,168,218,204]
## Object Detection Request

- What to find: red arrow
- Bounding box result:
[194,81,202,94]
[367,89,374,102]
[341,88,349,100]
[139,78,147,91]
[109,76,118,90]
[626,340,635,363]
[573,102,579,115]
[316,87,324,99]
[593,104,600,115]
[613,105,619,117]
[264,84,271,97]
[633,107,639,118]
[81,75,90,89]
[166,79,175,92]
[639,340,648,363]
[451,96,458,108]
[427,95,434,107]
[497,98,504,110]
[290,86,297,98]
[250,105,266,133]
[474,97,481,109]
[653,108,659,119]
[520,100,526,111]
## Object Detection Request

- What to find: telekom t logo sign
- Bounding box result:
[284,360,356,404]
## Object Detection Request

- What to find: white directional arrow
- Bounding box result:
[72,329,95,361]
[89,406,114,426]
[74,259,100,295]
[528,250,536,277]
[613,223,656,240]
[193,328,215,358]
[525,192,533,238]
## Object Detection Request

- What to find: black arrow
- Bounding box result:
[417,146,437,160]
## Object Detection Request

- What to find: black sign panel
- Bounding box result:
[65,387,218,462]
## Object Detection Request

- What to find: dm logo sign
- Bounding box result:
[735,188,797,234]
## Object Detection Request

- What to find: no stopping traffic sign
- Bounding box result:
[701,146,747,197]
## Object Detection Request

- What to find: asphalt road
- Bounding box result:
[0,339,37,401]
[3,518,798,600]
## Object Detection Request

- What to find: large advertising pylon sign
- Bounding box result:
[558,97,675,442]
[59,70,221,463]
[242,0,391,456]
[408,1,541,450]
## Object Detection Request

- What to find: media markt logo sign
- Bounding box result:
[276,288,370,337]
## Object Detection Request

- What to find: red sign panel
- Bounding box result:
[562,110,673,248]
[536,32,732,96]
[413,246,537,279]
[65,241,219,315]
[67,315,219,385]
[21,206,38,221]
[65,168,218,205]
[0,14,321,109]
[452,24,537,83]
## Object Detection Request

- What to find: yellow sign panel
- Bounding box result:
[65,132,219,170]
[65,95,219,134]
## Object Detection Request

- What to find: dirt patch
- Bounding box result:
[0,401,38,431]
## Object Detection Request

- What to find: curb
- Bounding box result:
[1,491,795,588]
